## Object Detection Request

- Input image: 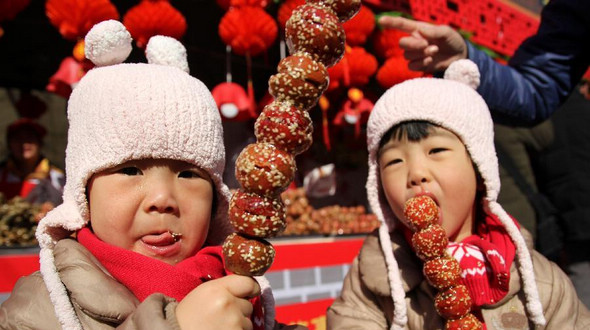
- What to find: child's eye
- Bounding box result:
[429,148,447,154]
[119,167,142,176]
[384,158,402,167]
[179,170,202,179]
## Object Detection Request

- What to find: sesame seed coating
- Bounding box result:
[307,0,361,22]
[222,233,276,276]
[411,224,448,261]
[435,285,472,319]
[229,189,287,238]
[404,195,439,231]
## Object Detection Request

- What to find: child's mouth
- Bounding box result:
[140,232,181,257]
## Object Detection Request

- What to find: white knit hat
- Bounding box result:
[366,60,545,329]
[35,20,233,329]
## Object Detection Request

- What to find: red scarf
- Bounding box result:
[401,212,516,307]
[447,213,516,307]
[77,228,264,329]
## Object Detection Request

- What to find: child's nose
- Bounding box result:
[144,182,179,214]
[408,165,430,187]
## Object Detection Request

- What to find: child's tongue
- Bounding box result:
[142,232,175,246]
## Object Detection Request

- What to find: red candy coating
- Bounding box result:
[254,100,313,155]
[235,142,296,197]
[423,255,463,290]
[222,233,275,276]
[445,313,483,330]
[307,0,361,22]
[404,195,439,231]
[435,285,472,319]
[268,52,329,111]
[411,224,448,261]
[229,189,286,238]
[285,3,345,67]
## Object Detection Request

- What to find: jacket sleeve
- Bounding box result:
[116,293,181,330]
[326,257,389,329]
[468,0,590,125]
[532,252,590,329]
[0,273,62,329]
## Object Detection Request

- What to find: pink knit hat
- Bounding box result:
[35,20,233,329]
[366,60,545,329]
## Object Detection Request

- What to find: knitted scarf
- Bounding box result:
[77,228,264,329]
[447,213,516,307]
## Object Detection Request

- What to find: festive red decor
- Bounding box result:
[211,82,256,121]
[216,0,269,11]
[328,46,378,90]
[376,55,424,89]
[123,0,187,49]
[333,88,373,137]
[342,5,375,46]
[0,0,30,23]
[219,6,278,57]
[46,57,91,99]
[45,0,119,40]
[277,0,305,29]
[372,28,409,59]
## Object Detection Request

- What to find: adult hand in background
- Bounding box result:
[378,16,468,73]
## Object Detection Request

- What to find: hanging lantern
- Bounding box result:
[328,46,378,90]
[342,5,375,46]
[333,88,373,137]
[372,28,409,59]
[212,82,257,121]
[46,57,91,99]
[219,6,277,57]
[123,0,187,49]
[216,0,269,11]
[277,0,305,29]
[0,0,31,37]
[46,0,119,41]
[376,55,424,89]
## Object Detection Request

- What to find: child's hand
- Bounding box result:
[176,274,261,330]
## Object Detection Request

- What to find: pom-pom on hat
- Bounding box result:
[366,59,545,329]
[36,20,233,329]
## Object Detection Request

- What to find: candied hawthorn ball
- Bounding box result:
[435,285,472,319]
[229,189,287,238]
[254,101,313,155]
[404,195,439,231]
[423,255,462,290]
[411,224,448,261]
[268,52,329,110]
[235,142,296,196]
[445,313,483,330]
[285,3,345,67]
[307,0,361,22]
[222,233,275,276]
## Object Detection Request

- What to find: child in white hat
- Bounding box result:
[327,60,590,329]
[0,20,292,330]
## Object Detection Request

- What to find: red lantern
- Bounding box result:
[211,82,257,121]
[217,0,269,11]
[372,28,409,59]
[277,0,304,29]
[218,6,277,57]
[46,0,119,40]
[123,0,187,49]
[0,0,30,23]
[333,88,373,137]
[328,46,378,90]
[376,56,424,89]
[342,5,375,46]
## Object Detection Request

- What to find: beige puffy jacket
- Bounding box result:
[327,229,590,329]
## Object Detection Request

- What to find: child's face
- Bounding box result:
[87,159,214,265]
[379,126,478,242]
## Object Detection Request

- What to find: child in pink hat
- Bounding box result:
[0,20,297,330]
[327,60,590,329]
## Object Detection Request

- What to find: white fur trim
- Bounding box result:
[379,226,407,329]
[146,36,190,73]
[255,275,276,330]
[39,248,82,330]
[85,20,132,67]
